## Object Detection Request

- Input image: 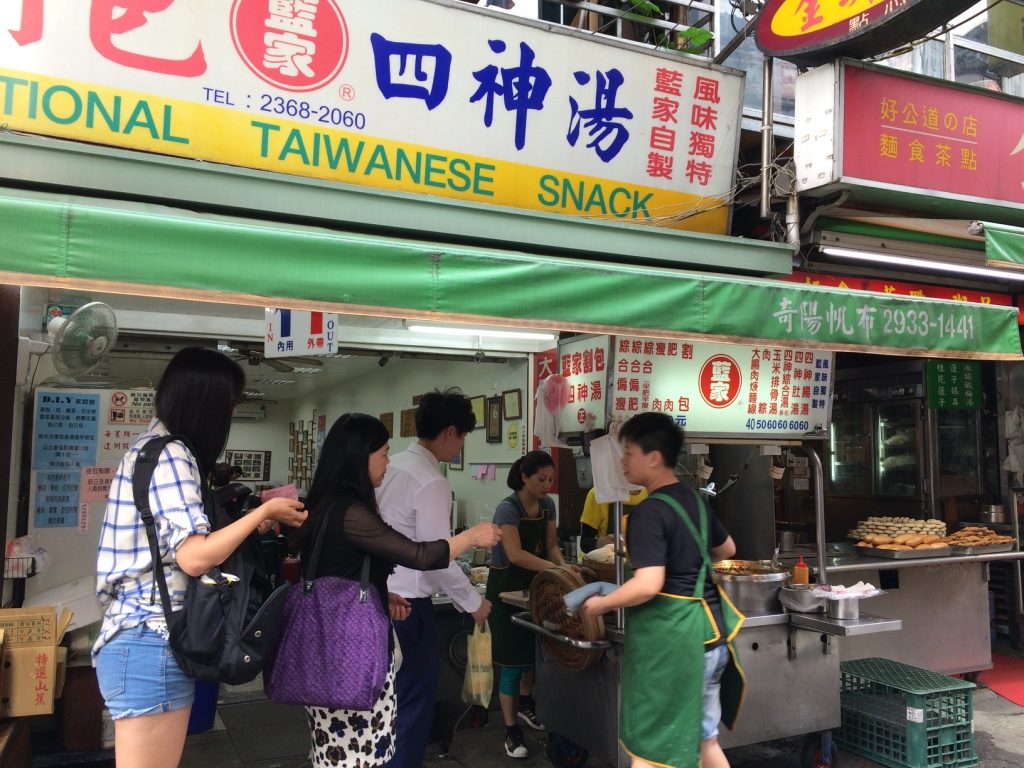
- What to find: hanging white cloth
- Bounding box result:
[1003,406,1024,487]
[1002,446,1024,488]
[589,431,643,503]
[534,377,570,449]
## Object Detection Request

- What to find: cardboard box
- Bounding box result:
[0,607,72,718]
[24,577,102,633]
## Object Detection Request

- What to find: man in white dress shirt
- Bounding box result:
[378,388,491,768]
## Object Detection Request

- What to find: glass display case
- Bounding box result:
[829,404,869,495]
[875,402,922,498]
[935,410,983,498]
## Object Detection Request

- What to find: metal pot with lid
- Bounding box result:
[712,559,790,615]
[979,504,1007,524]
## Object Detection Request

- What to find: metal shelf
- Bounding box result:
[790,612,902,637]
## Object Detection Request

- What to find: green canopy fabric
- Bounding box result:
[979,221,1024,269]
[1,189,1019,359]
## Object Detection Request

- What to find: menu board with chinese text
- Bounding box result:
[609,338,834,438]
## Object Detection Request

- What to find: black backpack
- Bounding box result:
[132,435,290,684]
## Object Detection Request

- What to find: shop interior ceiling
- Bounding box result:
[31,292,541,404]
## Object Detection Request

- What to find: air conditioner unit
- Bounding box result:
[232,403,266,422]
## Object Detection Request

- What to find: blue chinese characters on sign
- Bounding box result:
[370,33,452,110]
[33,393,99,469]
[470,39,551,150]
[568,68,633,162]
[34,471,81,529]
[32,392,98,528]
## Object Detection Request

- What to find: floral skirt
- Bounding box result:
[305,643,401,768]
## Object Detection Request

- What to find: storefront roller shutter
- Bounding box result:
[0,188,1019,359]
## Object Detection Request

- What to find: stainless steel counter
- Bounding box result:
[827,561,992,675]
[821,550,1024,574]
[741,611,790,628]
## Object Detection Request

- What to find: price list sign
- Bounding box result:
[609,338,834,437]
[31,392,99,528]
[926,360,981,410]
[30,388,152,530]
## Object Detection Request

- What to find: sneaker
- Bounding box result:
[505,728,529,759]
[517,705,545,731]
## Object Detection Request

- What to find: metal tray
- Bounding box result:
[860,546,951,559]
[949,542,1016,555]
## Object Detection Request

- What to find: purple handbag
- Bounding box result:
[264,508,389,710]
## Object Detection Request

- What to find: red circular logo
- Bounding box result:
[698,355,742,409]
[577,408,587,424]
[231,0,348,92]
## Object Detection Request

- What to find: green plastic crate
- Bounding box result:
[835,658,978,768]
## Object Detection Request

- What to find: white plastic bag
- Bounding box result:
[461,621,493,707]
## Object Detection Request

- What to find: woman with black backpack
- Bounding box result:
[93,347,308,768]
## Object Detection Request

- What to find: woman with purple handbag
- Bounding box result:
[268,413,500,768]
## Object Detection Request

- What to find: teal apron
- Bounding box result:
[485,495,551,666]
[619,492,746,768]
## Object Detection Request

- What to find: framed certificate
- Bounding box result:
[502,388,522,420]
[486,397,503,443]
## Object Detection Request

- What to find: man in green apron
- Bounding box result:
[583,413,746,768]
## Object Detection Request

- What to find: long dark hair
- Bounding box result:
[155,347,244,473]
[507,450,555,491]
[293,413,390,548]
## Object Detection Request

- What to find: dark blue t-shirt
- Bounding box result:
[626,482,730,649]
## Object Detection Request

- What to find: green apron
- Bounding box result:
[620,492,747,768]
[485,495,551,666]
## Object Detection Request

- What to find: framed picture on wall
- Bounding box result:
[470,396,485,429]
[485,396,502,443]
[400,408,417,438]
[224,449,271,482]
[449,449,464,471]
[502,388,522,420]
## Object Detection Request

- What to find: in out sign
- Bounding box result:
[699,355,741,408]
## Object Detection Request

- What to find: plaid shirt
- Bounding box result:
[93,419,210,658]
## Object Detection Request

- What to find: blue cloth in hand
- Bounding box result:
[563,581,618,616]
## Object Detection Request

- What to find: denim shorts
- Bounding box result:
[95,623,195,719]
[701,644,730,740]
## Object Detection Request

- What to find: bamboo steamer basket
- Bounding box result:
[581,560,618,584]
[529,566,605,671]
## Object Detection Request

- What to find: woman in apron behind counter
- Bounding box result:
[485,450,570,760]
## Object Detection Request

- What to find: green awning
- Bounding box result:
[976,221,1024,269]
[818,216,985,252]
[1,189,1019,359]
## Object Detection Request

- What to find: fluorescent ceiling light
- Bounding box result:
[820,246,1024,283]
[406,324,556,341]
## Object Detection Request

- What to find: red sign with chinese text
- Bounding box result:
[698,354,741,409]
[841,66,1024,206]
[231,0,349,92]
[756,0,976,67]
[782,271,1013,307]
